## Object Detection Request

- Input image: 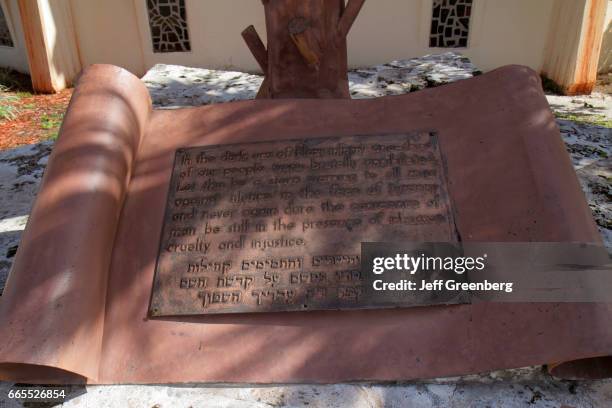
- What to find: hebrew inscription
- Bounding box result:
[149,132,460,316]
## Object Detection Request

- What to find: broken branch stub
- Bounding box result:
[242,0,365,99]
[241,25,268,72]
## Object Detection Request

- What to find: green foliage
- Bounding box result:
[0,104,18,121]
[47,131,60,141]
[0,91,19,121]
[39,113,64,130]
[555,112,612,128]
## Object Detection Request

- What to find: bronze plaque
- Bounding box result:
[149,132,462,316]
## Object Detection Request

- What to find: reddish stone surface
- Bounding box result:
[0,64,609,384]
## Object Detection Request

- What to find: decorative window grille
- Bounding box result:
[147,0,191,53]
[0,5,14,47]
[430,0,473,48]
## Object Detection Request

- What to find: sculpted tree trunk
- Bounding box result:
[242,0,366,99]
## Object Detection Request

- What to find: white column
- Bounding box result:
[18,0,81,93]
[542,0,607,95]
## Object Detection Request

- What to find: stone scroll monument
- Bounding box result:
[0,0,611,385]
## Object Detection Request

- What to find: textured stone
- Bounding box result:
[143,52,481,107]
[143,65,263,108]
[1,368,611,407]
[347,53,480,99]
[0,141,53,294]
[577,159,612,246]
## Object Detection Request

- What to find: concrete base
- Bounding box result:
[2,369,612,407]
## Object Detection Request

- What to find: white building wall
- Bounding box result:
[134,0,266,74]
[348,0,555,72]
[69,0,145,75]
[65,0,557,77]
[0,0,30,74]
[4,0,603,80]
[598,0,612,73]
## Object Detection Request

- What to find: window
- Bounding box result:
[0,4,14,47]
[430,0,473,48]
[147,0,191,53]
